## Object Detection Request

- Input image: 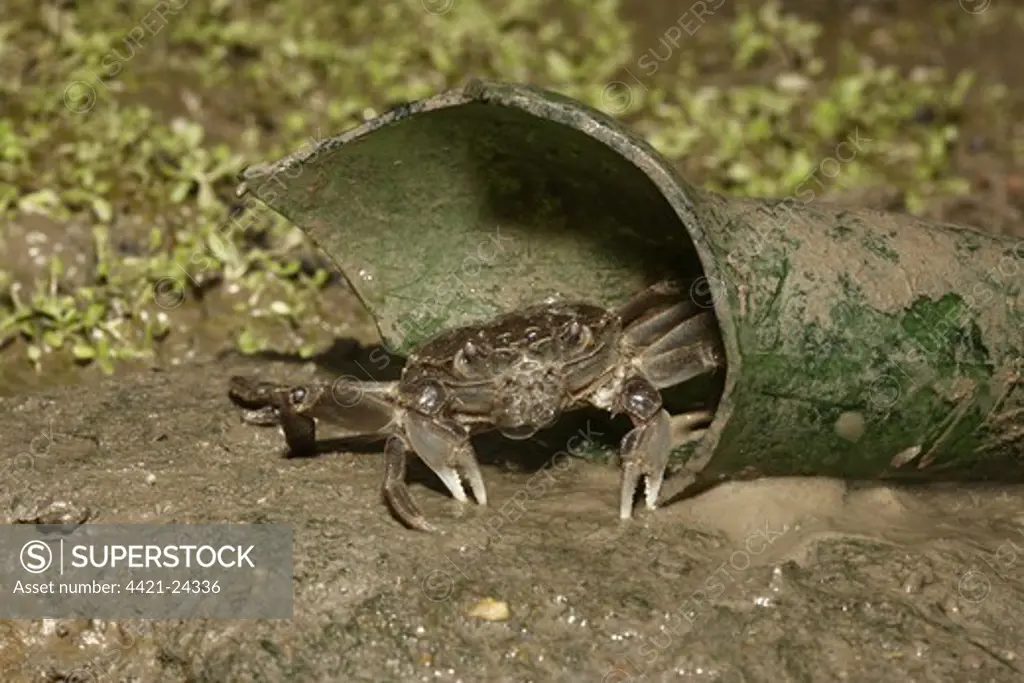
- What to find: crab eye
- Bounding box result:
[290,387,307,404]
[559,320,593,350]
[453,341,480,376]
[413,380,446,415]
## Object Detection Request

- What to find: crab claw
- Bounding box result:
[619,408,673,518]
[615,373,717,518]
[380,412,488,531]
[619,408,715,518]
[404,412,488,507]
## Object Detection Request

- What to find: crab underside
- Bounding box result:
[229,279,726,531]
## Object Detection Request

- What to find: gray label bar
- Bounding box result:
[1,524,293,618]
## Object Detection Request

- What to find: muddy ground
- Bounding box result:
[3,1,1024,681]
[1,352,1023,682]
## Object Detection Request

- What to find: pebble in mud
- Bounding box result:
[466,598,511,621]
[10,499,91,526]
[900,567,935,595]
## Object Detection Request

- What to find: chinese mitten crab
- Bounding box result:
[229,279,725,531]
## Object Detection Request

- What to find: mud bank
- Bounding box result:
[0,357,1021,681]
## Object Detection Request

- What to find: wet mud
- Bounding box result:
[1,357,1022,681]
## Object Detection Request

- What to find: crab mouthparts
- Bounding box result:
[495,402,559,440]
[498,424,542,440]
[492,363,564,440]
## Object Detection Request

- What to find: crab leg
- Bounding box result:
[670,410,716,446]
[618,282,724,386]
[230,377,400,450]
[642,331,724,388]
[228,377,291,426]
[383,435,437,532]
[307,379,401,435]
[614,280,688,332]
[620,297,701,350]
[276,400,318,453]
[645,309,718,357]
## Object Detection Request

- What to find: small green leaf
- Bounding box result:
[18,189,60,214]
[72,342,96,359]
[97,355,115,374]
[42,330,64,348]
[49,255,65,280]
[206,232,234,265]
[237,327,261,354]
[544,51,574,82]
[170,181,192,203]
[91,196,113,222]
[82,302,106,327]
